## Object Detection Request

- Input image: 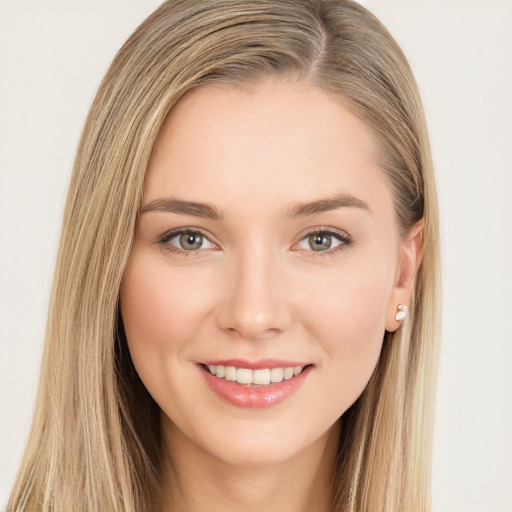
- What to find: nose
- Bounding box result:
[216,246,292,340]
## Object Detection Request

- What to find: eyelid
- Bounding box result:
[158,227,219,254]
[292,226,353,255]
[156,225,352,256]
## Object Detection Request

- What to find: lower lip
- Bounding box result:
[199,365,312,408]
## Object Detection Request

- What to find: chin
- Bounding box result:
[187,414,338,468]
[207,437,311,468]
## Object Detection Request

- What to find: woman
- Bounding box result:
[7,1,440,511]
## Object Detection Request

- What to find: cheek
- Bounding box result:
[121,255,211,337]
[299,262,394,407]
[119,255,211,390]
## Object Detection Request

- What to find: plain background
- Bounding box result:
[1,1,511,511]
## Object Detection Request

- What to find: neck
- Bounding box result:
[158,419,341,512]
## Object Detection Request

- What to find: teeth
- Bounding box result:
[270,367,284,383]
[225,366,236,381]
[253,369,271,385]
[283,367,294,380]
[236,368,253,384]
[206,364,305,386]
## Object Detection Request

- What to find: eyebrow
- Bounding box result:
[141,192,370,220]
[287,193,371,218]
[141,198,223,220]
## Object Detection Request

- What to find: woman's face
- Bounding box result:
[120,80,417,466]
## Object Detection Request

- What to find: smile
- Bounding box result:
[199,360,312,408]
[205,364,305,386]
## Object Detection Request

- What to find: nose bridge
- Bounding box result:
[217,241,290,338]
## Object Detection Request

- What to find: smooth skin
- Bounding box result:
[120,80,423,512]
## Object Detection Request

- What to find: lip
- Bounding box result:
[201,358,310,370]
[198,360,312,409]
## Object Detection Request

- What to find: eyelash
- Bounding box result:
[158,227,215,255]
[295,227,353,257]
[157,227,353,256]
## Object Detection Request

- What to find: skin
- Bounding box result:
[120,80,423,512]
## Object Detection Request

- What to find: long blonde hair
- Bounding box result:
[8,1,440,511]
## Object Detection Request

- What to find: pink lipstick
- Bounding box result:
[198,359,312,408]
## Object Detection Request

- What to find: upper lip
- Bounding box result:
[200,359,311,370]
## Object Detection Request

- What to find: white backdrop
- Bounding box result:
[1,1,511,511]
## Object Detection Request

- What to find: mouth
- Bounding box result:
[202,363,309,387]
[198,360,313,408]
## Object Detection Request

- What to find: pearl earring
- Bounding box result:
[395,304,408,321]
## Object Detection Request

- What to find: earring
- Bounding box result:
[395,304,408,321]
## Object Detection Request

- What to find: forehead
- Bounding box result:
[144,80,392,218]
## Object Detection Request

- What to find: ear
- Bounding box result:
[385,219,424,332]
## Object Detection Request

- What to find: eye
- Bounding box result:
[160,229,217,253]
[296,229,351,254]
